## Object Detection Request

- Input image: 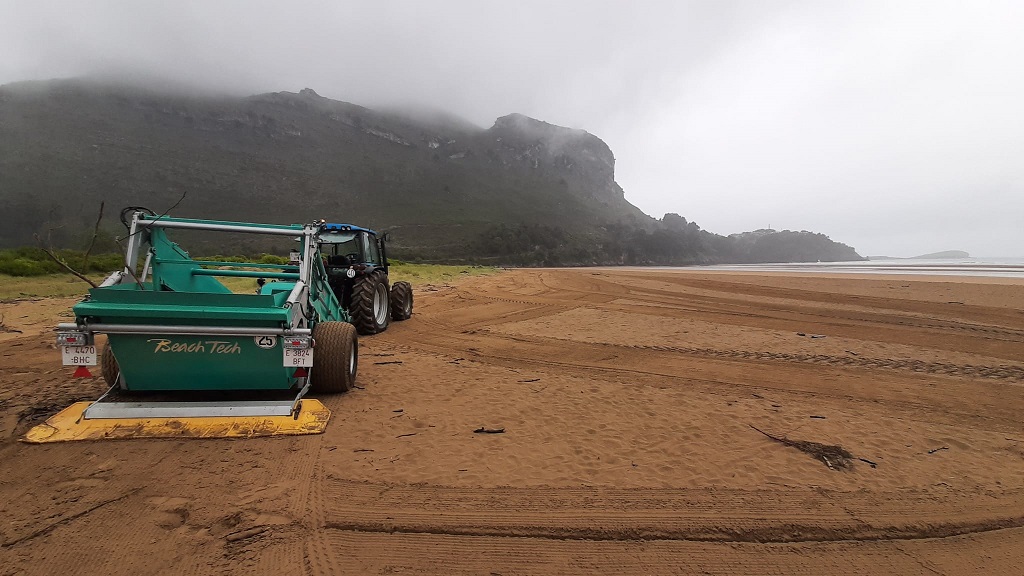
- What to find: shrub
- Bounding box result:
[0,257,52,276]
[257,253,289,265]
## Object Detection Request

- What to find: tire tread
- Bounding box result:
[390,281,413,321]
[349,270,390,335]
[311,321,358,393]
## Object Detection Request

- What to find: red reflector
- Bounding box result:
[72,366,93,378]
[293,367,309,378]
[291,340,301,346]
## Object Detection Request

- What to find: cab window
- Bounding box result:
[363,233,381,264]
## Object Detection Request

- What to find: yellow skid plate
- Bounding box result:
[22,400,331,443]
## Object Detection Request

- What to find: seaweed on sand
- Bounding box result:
[750,425,854,470]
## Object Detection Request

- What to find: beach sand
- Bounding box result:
[1,268,1022,574]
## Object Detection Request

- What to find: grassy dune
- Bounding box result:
[211,262,498,293]
[0,274,107,299]
[388,262,497,285]
[0,263,498,300]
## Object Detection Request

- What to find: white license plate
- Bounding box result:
[61,345,98,366]
[283,348,314,367]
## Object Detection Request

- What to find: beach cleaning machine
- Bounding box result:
[25,211,359,442]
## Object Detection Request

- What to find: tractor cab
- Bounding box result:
[318,223,388,274]
[317,223,411,335]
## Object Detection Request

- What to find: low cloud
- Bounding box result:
[2,0,1021,255]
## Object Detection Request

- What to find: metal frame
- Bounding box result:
[81,378,315,419]
[112,212,324,310]
[122,213,317,285]
[65,212,342,420]
[57,322,311,337]
[84,400,306,419]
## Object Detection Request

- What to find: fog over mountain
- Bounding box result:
[1,1,1022,257]
[0,79,865,266]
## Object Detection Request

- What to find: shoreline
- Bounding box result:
[609,263,1024,280]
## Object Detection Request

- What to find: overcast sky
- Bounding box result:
[2,0,1022,256]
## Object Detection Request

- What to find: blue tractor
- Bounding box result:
[316,223,413,335]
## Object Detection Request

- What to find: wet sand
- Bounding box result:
[1,268,1022,575]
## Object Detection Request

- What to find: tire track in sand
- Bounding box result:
[560,337,1024,382]
[317,479,1024,544]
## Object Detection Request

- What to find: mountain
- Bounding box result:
[910,250,969,259]
[0,78,862,265]
[868,250,971,260]
[725,229,862,263]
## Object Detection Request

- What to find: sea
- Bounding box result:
[675,257,1024,279]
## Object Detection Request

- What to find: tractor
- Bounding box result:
[27,211,383,442]
[317,223,413,335]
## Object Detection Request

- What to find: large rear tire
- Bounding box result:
[311,322,358,393]
[389,281,413,321]
[100,342,120,388]
[349,270,390,335]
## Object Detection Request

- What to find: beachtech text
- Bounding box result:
[147,339,242,354]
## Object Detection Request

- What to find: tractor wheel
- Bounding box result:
[389,281,413,321]
[100,342,120,388]
[311,322,358,393]
[349,270,390,335]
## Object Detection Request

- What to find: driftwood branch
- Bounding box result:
[81,201,105,273]
[0,315,23,334]
[33,201,108,289]
[33,234,98,288]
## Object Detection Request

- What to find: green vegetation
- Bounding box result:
[388,262,497,284]
[0,249,290,279]
[0,247,123,277]
[725,229,863,264]
[0,248,497,298]
[217,262,497,294]
[200,254,292,265]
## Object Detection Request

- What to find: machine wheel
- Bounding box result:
[349,270,390,335]
[100,342,120,388]
[311,322,358,393]
[389,281,413,321]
